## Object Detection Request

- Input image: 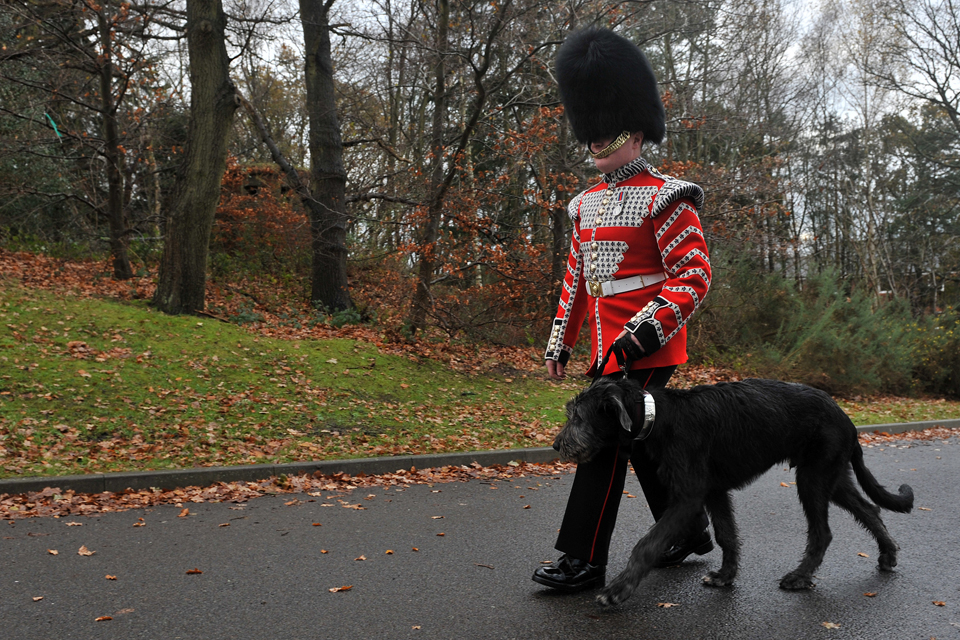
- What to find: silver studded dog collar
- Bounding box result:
[635,390,656,441]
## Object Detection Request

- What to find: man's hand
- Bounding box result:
[546,359,566,380]
[610,330,645,369]
[614,329,644,346]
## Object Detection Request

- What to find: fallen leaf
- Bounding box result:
[65,522,83,527]
[95,616,112,622]
[355,555,366,561]
[284,499,300,506]
[326,358,338,364]
[133,518,145,527]
[218,523,230,527]
[105,575,117,580]
[858,552,869,557]
[523,505,531,509]
[864,592,877,597]
[918,507,931,511]
[329,585,353,593]
[821,622,841,629]
[312,523,322,527]
[626,494,636,498]
[540,560,552,564]
[431,516,444,520]
[32,596,43,602]
[178,508,190,517]
[412,626,421,630]
[320,549,328,554]
[186,568,202,575]
[385,550,394,554]
[412,547,419,552]
[436,533,445,537]
[475,563,494,569]
[78,545,96,556]
[933,601,946,606]
[780,482,790,487]
[47,549,58,556]
[657,602,680,608]
[77,370,91,378]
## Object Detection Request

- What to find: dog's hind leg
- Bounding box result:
[702,490,739,587]
[830,471,900,571]
[780,468,833,590]
[597,500,703,608]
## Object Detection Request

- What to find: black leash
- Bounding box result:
[592,342,633,384]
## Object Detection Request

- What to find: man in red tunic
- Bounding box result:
[533,27,714,592]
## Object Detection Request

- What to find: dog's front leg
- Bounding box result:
[597,503,702,608]
[702,490,739,587]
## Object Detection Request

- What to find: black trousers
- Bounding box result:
[554,365,708,566]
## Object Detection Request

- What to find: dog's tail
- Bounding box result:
[851,439,914,513]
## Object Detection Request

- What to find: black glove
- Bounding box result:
[610,334,645,371]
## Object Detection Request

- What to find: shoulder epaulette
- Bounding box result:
[648,168,705,217]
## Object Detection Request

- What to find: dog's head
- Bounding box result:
[552,378,634,463]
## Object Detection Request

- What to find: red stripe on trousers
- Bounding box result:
[587,368,657,563]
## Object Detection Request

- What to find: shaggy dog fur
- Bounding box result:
[552,378,915,608]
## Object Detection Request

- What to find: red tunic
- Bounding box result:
[544,157,711,377]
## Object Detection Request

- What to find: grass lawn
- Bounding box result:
[2,280,958,480]
[0,284,581,479]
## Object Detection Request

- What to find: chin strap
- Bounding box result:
[589,131,632,159]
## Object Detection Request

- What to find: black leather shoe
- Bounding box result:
[655,530,714,567]
[532,554,606,592]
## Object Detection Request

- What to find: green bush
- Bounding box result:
[689,256,916,396]
[913,310,960,397]
[761,277,915,396]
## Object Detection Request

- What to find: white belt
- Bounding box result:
[586,272,667,298]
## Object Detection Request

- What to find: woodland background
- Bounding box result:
[1,0,959,398]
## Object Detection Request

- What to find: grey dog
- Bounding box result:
[552,377,915,608]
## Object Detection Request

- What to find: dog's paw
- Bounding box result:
[596,580,634,608]
[702,571,734,587]
[878,551,898,572]
[779,572,815,590]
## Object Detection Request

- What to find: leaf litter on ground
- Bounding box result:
[1,249,958,519]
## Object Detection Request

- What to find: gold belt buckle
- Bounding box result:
[588,280,603,297]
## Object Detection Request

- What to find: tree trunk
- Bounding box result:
[153,0,237,314]
[408,0,449,335]
[97,1,134,280]
[550,114,571,294]
[300,0,352,312]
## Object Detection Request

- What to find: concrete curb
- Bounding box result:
[0,447,561,496]
[1,419,958,497]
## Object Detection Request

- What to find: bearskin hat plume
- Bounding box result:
[556,27,665,146]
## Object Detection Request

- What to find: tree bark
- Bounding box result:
[300,0,352,312]
[153,0,238,314]
[407,0,449,335]
[550,116,571,295]
[96,1,134,280]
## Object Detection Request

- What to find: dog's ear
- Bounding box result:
[607,389,633,433]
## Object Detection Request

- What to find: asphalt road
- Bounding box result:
[1,440,958,640]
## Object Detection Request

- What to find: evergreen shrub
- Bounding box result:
[912,310,960,398]
[689,256,915,396]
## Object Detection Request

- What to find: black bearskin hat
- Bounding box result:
[556,27,665,145]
